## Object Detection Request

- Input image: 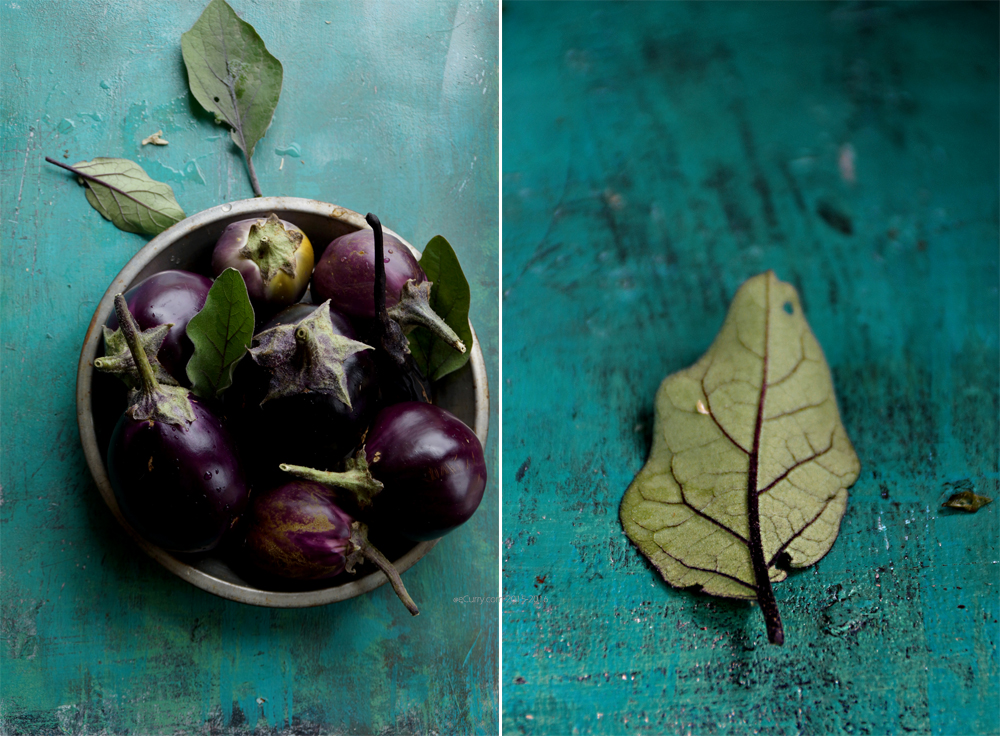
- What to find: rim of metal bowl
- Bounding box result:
[76,197,490,608]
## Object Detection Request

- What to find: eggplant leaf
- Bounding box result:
[185,268,255,398]
[48,157,185,235]
[620,271,860,645]
[181,0,282,196]
[409,235,473,381]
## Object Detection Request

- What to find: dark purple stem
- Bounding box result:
[747,277,784,646]
[366,212,407,366]
[367,213,389,336]
[45,157,163,213]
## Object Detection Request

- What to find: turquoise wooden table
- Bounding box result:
[502,3,997,734]
[1,2,498,733]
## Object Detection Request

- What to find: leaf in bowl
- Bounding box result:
[409,235,473,381]
[186,268,255,398]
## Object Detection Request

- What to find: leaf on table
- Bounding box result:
[71,157,185,235]
[185,268,255,398]
[942,490,992,512]
[620,271,860,645]
[181,0,282,161]
[409,235,474,381]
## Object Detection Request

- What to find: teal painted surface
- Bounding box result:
[1,1,498,733]
[502,3,998,734]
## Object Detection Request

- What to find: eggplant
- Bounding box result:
[225,301,377,484]
[311,224,465,359]
[211,213,314,317]
[104,294,249,553]
[282,402,487,542]
[105,269,212,384]
[242,480,419,614]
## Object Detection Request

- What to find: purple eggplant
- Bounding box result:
[225,302,377,483]
[211,214,314,315]
[105,294,249,553]
[311,227,465,357]
[105,269,213,383]
[312,229,423,319]
[243,480,419,614]
[282,402,487,542]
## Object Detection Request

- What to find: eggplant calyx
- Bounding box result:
[127,382,198,426]
[346,521,419,616]
[111,293,196,427]
[249,300,373,407]
[279,452,384,508]
[95,322,178,389]
[238,213,303,284]
[387,279,466,354]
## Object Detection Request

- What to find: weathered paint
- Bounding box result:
[1,1,498,733]
[502,2,998,734]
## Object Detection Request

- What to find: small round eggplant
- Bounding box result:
[109,396,248,553]
[243,480,419,614]
[226,302,377,481]
[105,269,212,383]
[212,213,314,313]
[243,480,355,580]
[311,229,424,319]
[282,402,487,542]
[105,294,249,553]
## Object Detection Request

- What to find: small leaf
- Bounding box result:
[185,268,255,398]
[942,490,992,513]
[61,157,185,235]
[409,236,473,381]
[181,0,282,195]
[620,271,860,645]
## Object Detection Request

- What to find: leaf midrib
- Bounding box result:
[745,276,785,645]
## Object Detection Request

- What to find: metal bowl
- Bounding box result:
[76,197,489,607]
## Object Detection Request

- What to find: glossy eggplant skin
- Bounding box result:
[311,229,426,319]
[106,269,213,383]
[243,481,354,580]
[364,402,487,541]
[227,304,377,481]
[107,397,249,553]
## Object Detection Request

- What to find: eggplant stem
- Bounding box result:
[279,461,383,508]
[387,279,466,353]
[366,212,409,366]
[350,522,419,616]
[114,294,159,395]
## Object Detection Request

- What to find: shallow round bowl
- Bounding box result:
[77,197,489,608]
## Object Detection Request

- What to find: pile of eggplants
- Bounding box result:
[94,212,487,615]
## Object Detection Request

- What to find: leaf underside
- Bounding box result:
[409,235,473,381]
[620,272,859,619]
[181,0,282,158]
[73,158,185,235]
[185,268,255,398]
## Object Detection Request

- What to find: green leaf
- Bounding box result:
[69,157,185,235]
[185,268,255,398]
[408,236,474,381]
[181,0,282,194]
[620,271,860,645]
